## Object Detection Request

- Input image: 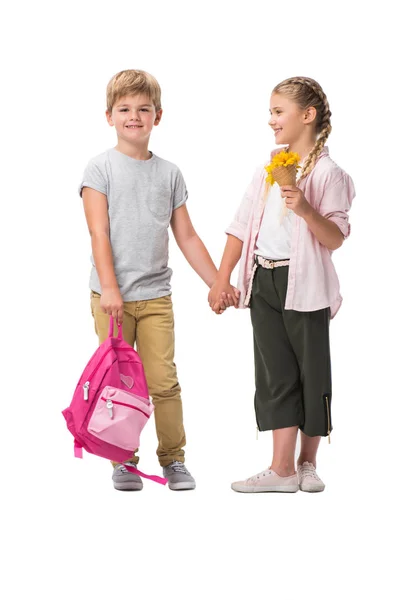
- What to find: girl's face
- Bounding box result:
[269,93,312,146]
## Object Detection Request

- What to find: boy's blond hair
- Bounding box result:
[106,69,162,113]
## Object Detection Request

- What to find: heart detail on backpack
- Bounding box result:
[120,374,134,389]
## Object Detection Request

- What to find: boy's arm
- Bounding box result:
[170,204,218,288]
[170,205,239,311]
[208,234,243,310]
[82,187,124,324]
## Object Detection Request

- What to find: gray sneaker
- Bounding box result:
[162,461,196,491]
[112,464,143,491]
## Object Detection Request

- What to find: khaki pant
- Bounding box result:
[90,292,186,467]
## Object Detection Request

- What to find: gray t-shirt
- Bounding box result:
[79,148,188,301]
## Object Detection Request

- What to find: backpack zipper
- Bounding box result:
[100,396,150,419]
[80,361,118,432]
[83,381,90,400]
[82,348,136,401]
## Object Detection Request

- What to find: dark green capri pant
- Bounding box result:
[250,264,332,438]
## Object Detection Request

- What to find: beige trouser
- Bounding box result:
[90,292,186,467]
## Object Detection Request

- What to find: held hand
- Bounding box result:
[100,287,124,324]
[211,293,236,315]
[212,301,226,315]
[280,185,311,218]
[208,281,240,314]
[212,294,240,315]
[220,289,240,310]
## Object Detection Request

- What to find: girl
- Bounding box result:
[209,77,355,493]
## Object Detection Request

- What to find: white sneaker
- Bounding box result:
[231,469,299,493]
[297,462,325,492]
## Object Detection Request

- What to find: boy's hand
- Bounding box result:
[212,291,238,315]
[100,287,124,324]
[280,185,311,219]
[211,301,225,315]
[208,280,240,314]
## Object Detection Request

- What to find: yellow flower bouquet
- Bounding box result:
[265,151,301,219]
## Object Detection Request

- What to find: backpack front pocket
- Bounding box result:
[87,386,153,451]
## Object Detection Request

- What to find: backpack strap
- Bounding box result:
[72,444,167,485]
[124,464,168,486]
[74,440,83,459]
[108,316,123,340]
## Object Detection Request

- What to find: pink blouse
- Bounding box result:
[225,147,355,318]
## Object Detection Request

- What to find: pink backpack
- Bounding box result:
[62,317,166,485]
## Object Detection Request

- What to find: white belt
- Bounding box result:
[255,256,290,269]
[244,257,290,306]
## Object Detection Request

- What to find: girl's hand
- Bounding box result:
[280,185,311,218]
[100,287,124,324]
[212,301,225,315]
[208,280,240,314]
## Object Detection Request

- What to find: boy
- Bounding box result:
[80,69,237,491]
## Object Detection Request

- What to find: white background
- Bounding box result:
[2,0,399,598]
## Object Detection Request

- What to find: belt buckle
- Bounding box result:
[267,259,275,269]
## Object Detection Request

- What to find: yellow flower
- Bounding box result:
[264,151,301,185]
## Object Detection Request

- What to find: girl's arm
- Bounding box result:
[82,187,124,323]
[209,166,263,310]
[208,234,243,309]
[281,184,345,251]
[301,206,344,250]
[281,172,355,251]
[171,205,240,311]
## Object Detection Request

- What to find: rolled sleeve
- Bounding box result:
[225,166,264,241]
[319,173,355,240]
[173,169,188,210]
[225,221,245,242]
[79,160,107,197]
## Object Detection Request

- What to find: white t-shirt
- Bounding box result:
[254,182,295,260]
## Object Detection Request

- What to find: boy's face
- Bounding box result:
[106,94,162,144]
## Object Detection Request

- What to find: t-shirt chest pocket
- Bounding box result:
[146,182,172,219]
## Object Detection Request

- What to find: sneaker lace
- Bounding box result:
[119,463,136,474]
[247,469,272,482]
[300,464,320,480]
[169,461,190,474]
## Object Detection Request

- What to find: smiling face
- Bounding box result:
[269,93,316,146]
[106,93,162,145]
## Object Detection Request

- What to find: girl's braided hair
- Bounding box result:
[273,77,332,180]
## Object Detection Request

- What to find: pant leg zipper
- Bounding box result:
[325,395,331,444]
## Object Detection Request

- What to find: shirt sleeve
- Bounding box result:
[225,166,264,242]
[79,160,108,197]
[172,169,188,210]
[318,172,355,239]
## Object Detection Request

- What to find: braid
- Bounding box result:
[299,123,331,180]
[273,77,332,180]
